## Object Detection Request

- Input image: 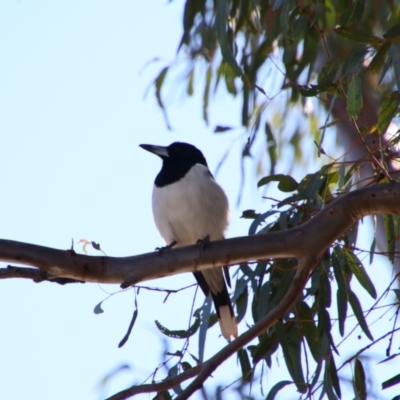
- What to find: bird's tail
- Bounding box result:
[210,286,238,340]
[193,269,238,339]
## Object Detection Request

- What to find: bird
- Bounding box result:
[140,141,238,339]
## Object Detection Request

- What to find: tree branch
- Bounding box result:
[0,183,399,287]
[100,183,400,399]
[1,183,399,399]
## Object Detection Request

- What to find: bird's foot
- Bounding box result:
[196,235,210,251]
[156,240,177,255]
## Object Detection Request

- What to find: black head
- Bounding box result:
[140,142,209,187]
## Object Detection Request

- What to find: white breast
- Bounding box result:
[152,164,229,246]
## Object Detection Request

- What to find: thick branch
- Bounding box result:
[0,183,399,286]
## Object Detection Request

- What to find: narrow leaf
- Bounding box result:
[265,380,293,400]
[324,356,339,400]
[257,174,298,192]
[378,352,400,364]
[119,309,138,348]
[344,250,377,299]
[237,348,253,382]
[265,122,277,175]
[203,66,212,124]
[215,0,243,77]
[382,372,400,390]
[329,354,341,398]
[348,289,373,341]
[276,321,306,393]
[155,315,200,339]
[383,23,400,39]
[378,91,400,134]
[383,214,397,262]
[342,46,368,75]
[251,331,279,363]
[154,67,171,130]
[187,68,194,96]
[347,74,363,119]
[297,302,319,361]
[235,285,248,323]
[167,364,183,395]
[214,125,233,133]
[354,359,367,400]
[392,289,400,303]
[340,0,365,26]
[332,247,348,336]
[389,44,400,91]
[198,296,212,362]
[335,27,381,45]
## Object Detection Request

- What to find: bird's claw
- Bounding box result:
[156,240,177,256]
[196,235,210,251]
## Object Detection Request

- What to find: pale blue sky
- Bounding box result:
[0,1,397,400]
[0,2,262,399]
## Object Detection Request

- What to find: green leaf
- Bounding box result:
[179,0,204,47]
[389,44,400,91]
[275,321,307,393]
[340,0,365,26]
[250,331,279,363]
[319,267,332,309]
[215,0,243,77]
[336,289,348,337]
[369,42,391,72]
[392,288,400,303]
[241,209,260,219]
[318,58,343,86]
[167,364,183,395]
[237,348,253,382]
[198,296,212,362]
[344,250,377,299]
[328,353,341,398]
[214,125,233,133]
[332,247,348,336]
[297,302,319,361]
[248,210,279,235]
[187,68,194,96]
[155,314,200,339]
[154,67,171,130]
[279,0,294,46]
[153,390,172,400]
[383,214,399,263]
[298,169,327,201]
[235,284,248,323]
[378,352,400,365]
[91,241,101,251]
[335,27,381,45]
[265,122,277,175]
[118,309,138,348]
[378,91,400,134]
[347,74,363,119]
[94,301,105,314]
[338,161,346,190]
[382,372,400,390]
[257,174,298,192]
[323,356,339,400]
[265,380,293,400]
[348,289,373,341]
[383,23,400,39]
[354,358,367,400]
[203,66,212,124]
[342,46,368,75]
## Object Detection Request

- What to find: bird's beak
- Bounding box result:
[139,144,169,158]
